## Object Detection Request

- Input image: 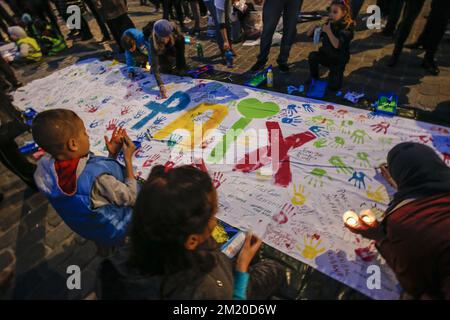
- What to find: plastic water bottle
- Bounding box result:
[195,42,204,59]
[266,65,273,88]
[225,50,233,68]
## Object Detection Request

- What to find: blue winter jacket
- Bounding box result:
[122,28,151,74]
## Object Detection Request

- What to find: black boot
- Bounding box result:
[422,59,440,76]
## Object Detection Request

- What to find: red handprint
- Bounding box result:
[370,121,390,134]
[86,104,99,113]
[272,204,296,225]
[106,119,118,131]
[320,104,334,111]
[355,238,377,262]
[121,106,131,115]
[410,135,433,144]
[335,109,348,118]
[143,154,161,167]
[212,172,226,189]
[430,126,449,135]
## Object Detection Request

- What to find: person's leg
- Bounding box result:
[0,55,20,87]
[247,260,286,300]
[79,15,94,40]
[163,0,170,19]
[253,0,284,69]
[308,51,320,80]
[351,0,365,20]
[422,0,450,75]
[277,0,303,68]
[204,0,224,51]
[41,0,64,37]
[0,141,37,190]
[189,0,201,32]
[388,0,425,66]
[174,35,187,70]
[174,0,186,28]
[84,0,111,40]
[383,0,404,36]
[107,14,136,52]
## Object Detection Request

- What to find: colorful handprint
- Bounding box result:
[350,129,371,144]
[370,121,390,134]
[272,204,296,225]
[143,154,161,167]
[330,136,345,148]
[329,156,353,174]
[212,172,227,189]
[304,168,332,187]
[297,235,326,260]
[354,152,371,168]
[366,185,387,202]
[291,184,307,206]
[348,171,369,189]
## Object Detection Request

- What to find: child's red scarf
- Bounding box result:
[54,158,81,195]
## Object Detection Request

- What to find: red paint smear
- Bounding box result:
[312,233,320,240]
[355,247,376,262]
[233,121,316,187]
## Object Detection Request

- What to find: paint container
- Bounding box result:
[313,26,322,44]
[225,50,233,68]
[343,210,360,228]
[196,42,204,59]
[221,231,246,258]
[266,65,273,88]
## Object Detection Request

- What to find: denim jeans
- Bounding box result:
[257,0,303,65]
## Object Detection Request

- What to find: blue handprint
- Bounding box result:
[286,104,298,116]
[89,119,103,129]
[281,115,302,126]
[309,126,329,137]
[348,171,369,189]
[302,104,314,112]
[153,116,167,125]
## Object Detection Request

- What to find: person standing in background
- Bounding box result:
[250,0,303,73]
[404,0,450,75]
[387,0,425,67]
[83,0,112,42]
[98,0,136,52]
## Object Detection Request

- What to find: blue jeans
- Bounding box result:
[203,0,225,50]
[257,0,303,65]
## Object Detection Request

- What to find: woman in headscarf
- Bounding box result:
[345,142,450,299]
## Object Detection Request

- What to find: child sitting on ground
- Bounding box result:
[98,165,285,299]
[32,109,137,247]
[7,26,42,63]
[306,0,355,90]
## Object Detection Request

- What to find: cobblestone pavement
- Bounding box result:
[0,0,448,300]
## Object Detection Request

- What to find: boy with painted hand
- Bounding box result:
[7,26,42,62]
[121,28,151,79]
[32,109,137,247]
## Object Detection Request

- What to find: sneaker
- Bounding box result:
[422,59,440,76]
[250,60,267,71]
[278,63,290,73]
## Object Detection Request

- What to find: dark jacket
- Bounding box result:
[143,21,187,87]
[97,239,234,299]
[320,19,354,65]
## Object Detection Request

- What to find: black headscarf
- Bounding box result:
[386,142,450,212]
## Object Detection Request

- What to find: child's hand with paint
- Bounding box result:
[236,233,262,273]
[121,131,137,162]
[104,127,126,158]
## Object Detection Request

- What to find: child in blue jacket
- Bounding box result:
[32,109,137,247]
[121,28,151,78]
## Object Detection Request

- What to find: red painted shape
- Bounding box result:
[233,121,316,187]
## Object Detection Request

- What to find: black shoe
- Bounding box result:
[422,59,440,76]
[278,63,289,73]
[250,60,267,72]
[405,42,424,50]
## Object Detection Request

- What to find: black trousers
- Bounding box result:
[384,0,405,34]
[308,50,346,90]
[163,0,184,27]
[416,0,450,60]
[106,14,135,53]
[393,0,425,56]
[83,0,111,40]
[0,55,19,89]
[257,0,303,65]
[27,0,64,37]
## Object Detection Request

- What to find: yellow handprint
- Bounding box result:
[291,184,307,206]
[366,185,387,202]
[297,235,326,260]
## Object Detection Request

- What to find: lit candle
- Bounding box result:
[343,211,359,228]
[145,62,151,71]
[359,209,376,225]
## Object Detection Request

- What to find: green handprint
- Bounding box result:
[330,136,345,148]
[304,168,332,187]
[378,136,393,146]
[340,120,354,134]
[313,138,328,148]
[329,156,353,174]
[308,116,335,130]
[350,129,371,144]
[354,152,371,168]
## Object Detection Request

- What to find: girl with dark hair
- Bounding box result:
[306,0,355,90]
[98,165,285,299]
[345,142,450,299]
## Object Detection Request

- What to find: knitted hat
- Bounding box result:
[153,19,173,38]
